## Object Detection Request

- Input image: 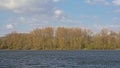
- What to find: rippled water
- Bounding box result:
[0,50,120,68]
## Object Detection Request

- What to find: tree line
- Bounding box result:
[0,27,120,50]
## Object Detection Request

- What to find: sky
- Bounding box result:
[0,0,120,36]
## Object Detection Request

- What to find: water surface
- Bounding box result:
[0,50,120,68]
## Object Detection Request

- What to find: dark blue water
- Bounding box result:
[0,50,120,68]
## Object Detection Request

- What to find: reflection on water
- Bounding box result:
[0,50,120,68]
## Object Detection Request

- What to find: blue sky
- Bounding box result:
[0,0,120,36]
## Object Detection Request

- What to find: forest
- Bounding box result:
[0,27,120,50]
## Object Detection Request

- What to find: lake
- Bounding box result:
[0,50,120,68]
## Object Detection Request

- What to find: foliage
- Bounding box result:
[0,27,120,50]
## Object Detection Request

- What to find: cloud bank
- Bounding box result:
[112,0,120,6]
[85,0,109,5]
[0,0,74,30]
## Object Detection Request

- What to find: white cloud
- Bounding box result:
[0,0,27,9]
[0,0,81,33]
[6,24,14,29]
[0,0,58,25]
[85,0,92,4]
[112,0,120,6]
[0,0,53,14]
[0,0,71,26]
[54,10,63,16]
[85,0,109,5]
[52,0,60,2]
